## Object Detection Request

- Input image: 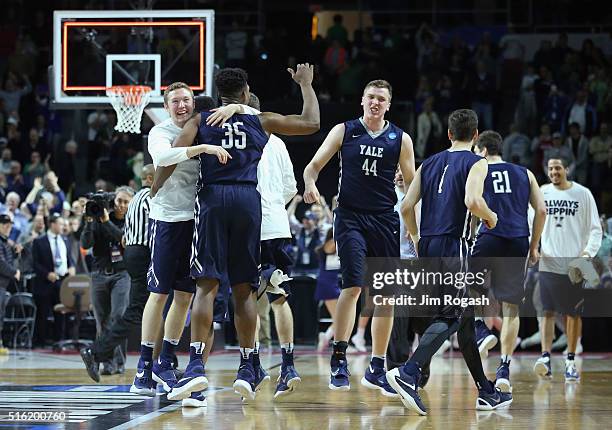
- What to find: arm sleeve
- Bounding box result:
[0,253,16,278]
[99,220,124,243]
[583,189,603,257]
[148,127,190,167]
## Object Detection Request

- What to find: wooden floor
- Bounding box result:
[1,348,611,429]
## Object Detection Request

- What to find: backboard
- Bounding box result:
[51,10,214,109]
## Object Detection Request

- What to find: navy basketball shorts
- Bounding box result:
[191,184,261,290]
[260,238,293,303]
[470,234,529,305]
[333,207,400,289]
[418,235,470,320]
[147,219,196,294]
[539,271,584,316]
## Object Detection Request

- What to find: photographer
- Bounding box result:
[81,186,133,375]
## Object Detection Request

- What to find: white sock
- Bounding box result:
[355,327,365,338]
[163,338,180,345]
[240,347,254,359]
[371,354,385,361]
[475,317,484,322]
[141,341,155,348]
[254,342,260,354]
[281,343,293,353]
[324,325,334,338]
[501,354,511,364]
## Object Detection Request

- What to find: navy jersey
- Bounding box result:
[479,162,530,238]
[420,149,483,239]
[337,119,403,213]
[196,112,268,186]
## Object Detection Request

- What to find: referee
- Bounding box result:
[81,164,154,381]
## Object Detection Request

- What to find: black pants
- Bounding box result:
[387,316,431,370]
[93,245,150,362]
[33,281,61,346]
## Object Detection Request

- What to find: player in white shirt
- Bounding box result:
[130,83,230,407]
[245,94,302,398]
[534,157,602,382]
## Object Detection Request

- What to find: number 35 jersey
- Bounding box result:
[337,118,403,213]
[197,110,268,186]
[478,162,530,238]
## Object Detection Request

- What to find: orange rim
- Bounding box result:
[107,85,152,106]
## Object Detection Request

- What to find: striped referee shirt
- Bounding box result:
[124,186,151,247]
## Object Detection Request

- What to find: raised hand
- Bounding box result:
[287,63,314,86]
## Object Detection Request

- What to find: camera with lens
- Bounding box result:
[85,192,115,218]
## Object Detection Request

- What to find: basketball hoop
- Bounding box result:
[106,85,152,134]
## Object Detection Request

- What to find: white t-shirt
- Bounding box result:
[257,135,297,240]
[538,182,602,274]
[147,118,199,222]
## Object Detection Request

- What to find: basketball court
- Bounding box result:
[1,350,611,428]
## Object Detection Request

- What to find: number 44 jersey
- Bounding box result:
[337,118,403,213]
[197,109,268,186]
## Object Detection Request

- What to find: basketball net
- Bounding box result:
[106,85,152,134]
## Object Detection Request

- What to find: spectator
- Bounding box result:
[17,127,47,166]
[0,213,21,354]
[292,211,321,273]
[543,84,568,132]
[543,132,574,177]
[415,23,439,72]
[564,90,597,137]
[588,67,609,114]
[0,173,7,203]
[1,192,28,235]
[514,82,538,136]
[324,40,348,88]
[435,74,457,121]
[0,148,12,175]
[24,151,47,181]
[315,227,341,351]
[502,123,531,166]
[7,161,27,200]
[224,21,248,68]
[416,96,443,159]
[32,215,75,347]
[531,123,554,181]
[551,33,573,65]
[66,215,88,274]
[533,39,556,71]
[590,122,612,204]
[580,38,607,71]
[414,75,433,114]
[534,65,555,118]
[326,14,348,46]
[19,213,46,245]
[56,140,77,193]
[25,172,66,215]
[0,73,32,113]
[566,122,590,184]
[498,24,525,91]
[469,60,495,130]
[87,110,108,144]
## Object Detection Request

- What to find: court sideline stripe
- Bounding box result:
[109,403,182,430]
